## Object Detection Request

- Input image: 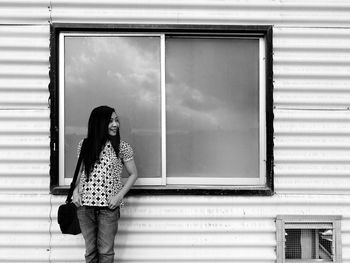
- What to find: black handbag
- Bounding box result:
[57,139,86,235]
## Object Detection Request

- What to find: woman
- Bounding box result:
[72,105,138,263]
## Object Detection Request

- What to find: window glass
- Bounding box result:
[63,36,161,180]
[165,37,260,179]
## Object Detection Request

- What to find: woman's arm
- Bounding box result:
[108,159,138,209]
[72,165,83,207]
[72,140,85,207]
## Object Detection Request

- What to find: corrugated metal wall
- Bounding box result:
[50,195,350,262]
[274,27,350,195]
[0,24,51,262]
[0,0,350,262]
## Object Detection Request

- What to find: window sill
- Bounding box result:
[51,185,274,196]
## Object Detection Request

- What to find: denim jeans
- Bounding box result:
[77,206,120,263]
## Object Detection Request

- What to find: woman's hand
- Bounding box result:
[108,192,123,210]
[107,158,138,210]
[72,188,82,207]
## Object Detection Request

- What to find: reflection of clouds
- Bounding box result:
[167,82,220,130]
[165,38,259,132]
[66,36,159,97]
[65,36,161,128]
[167,82,219,114]
[166,71,220,111]
[107,70,159,105]
[65,36,258,132]
[167,80,257,131]
[182,87,220,112]
[65,54,90,86]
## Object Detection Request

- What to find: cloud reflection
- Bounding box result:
[65,36,161,130]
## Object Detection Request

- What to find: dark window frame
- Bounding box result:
[49,23,274,196]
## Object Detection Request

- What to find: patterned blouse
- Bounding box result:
[77,140,134,207]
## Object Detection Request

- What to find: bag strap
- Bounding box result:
[66,139,86,203]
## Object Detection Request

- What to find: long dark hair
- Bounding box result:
[82,106,120,180]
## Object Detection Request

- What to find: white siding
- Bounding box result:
[0,25,50,194]
[0,194,51,263]
[0,26,50,110]
[274,27,350,194]
[0,1,350,263]
[0,0,50,24]
[49,0,350,27]
[274,27,350,109]
[0,24,51,263]
[49,195,350,263]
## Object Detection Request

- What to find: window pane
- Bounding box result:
[64,36,161,180]
[166,37,260,179]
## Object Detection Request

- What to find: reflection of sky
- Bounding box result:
[65,36,259,134]
[166,38,260,131]
[65,36,161,133]
[64,36,162,178]
[64,36,260,178]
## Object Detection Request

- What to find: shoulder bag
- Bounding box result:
[57,139,86,235]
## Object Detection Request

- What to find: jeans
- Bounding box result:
[77,206,120,263]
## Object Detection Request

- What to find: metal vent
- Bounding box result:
[285,228,334,260]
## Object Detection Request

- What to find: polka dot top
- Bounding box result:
[77,139,134,207]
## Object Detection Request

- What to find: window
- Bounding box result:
[276,216,342,263]
[49,24,273,194]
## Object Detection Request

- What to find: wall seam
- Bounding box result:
[48,0,52,24]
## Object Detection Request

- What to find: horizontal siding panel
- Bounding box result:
[50,0,350,27]
[0,1,49,24]
[0,91,48,108]
[0,248,49,263]
[0,109,49,193]
[0,38,48,49]
[51,0,350,9]
[50,247,274,262]
[274,27,350,109]
[0,233,49,247]
[275,149,350,162]
[0,135,49,147]
[0,121,50,135]
[52,218,276,234]
[0,149,49,162]
[0,194,50,263]
[0,26,49,49]
[0,176,49,193]
[0,25,49,109]
[0,201,49,219]
[275,163,350,178]
[0,109,49,133]
[274,109,350,194]
[0,65,49,78]
[274,91,350,109]
[115,247,274,261]
[0,163,48,176]
[0,79,49,93]
[275,177,350,193]
[48,195,350,263]
[52,232,276,247]
[275,135,350,149]
[0,219,49,233]
[0,50,48,63]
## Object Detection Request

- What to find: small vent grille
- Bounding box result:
[285,227,334,261]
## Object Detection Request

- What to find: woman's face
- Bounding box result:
[108,112,119,136]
